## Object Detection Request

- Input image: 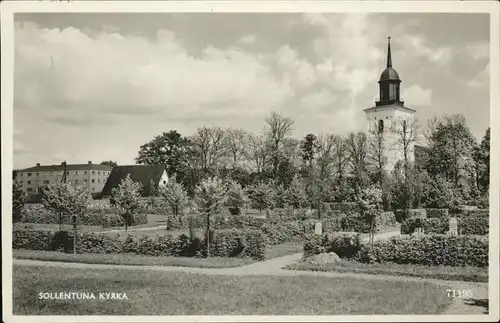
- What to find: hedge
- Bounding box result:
[322,202,359,213]
[359,235,488,267]
[452,209,489,218]
[21,206,148,228]
[303,233,362,259]
[406,209,427,219]
[425,208,449,219]
[401,216,489,235]
[12,228,266,260]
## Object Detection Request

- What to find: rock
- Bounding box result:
[303,252,342,265]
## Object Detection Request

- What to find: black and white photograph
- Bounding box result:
[1,1,499,321]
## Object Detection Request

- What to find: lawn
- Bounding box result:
[286,260,488,283]
[13,265,454,315]
[13,250,255,268]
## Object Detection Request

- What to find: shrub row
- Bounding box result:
[303,233,488,268]
[401,216,489,235]
[361,235,488,267]
[13,228,266,260]
[425,208,449,219]
[21,206,148,228]
[303,233,362,259]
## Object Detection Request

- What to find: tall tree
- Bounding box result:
[13,182,28,223]
[111,174,144,231]
[425,114,478,202]
[136,130,190,178]
[391,116,420,169]
[346,132,370,192]
[284,174,308,209]
[248,134,269,177]
[300,133,318,171]
[194,177,228,257]
[367,129,387,185]
[189,127,228,175]
[159,174,189,217]
[224,128,250,169]
[263,112,294,177]
[474,127,490,193]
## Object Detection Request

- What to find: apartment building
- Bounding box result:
[15,161,114,195]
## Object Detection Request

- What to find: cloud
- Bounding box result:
[402,85,432,106]
[238,34,256,45]
[464,41,489,61]
[467,62,489,89]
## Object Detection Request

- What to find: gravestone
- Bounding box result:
[449,217,458,236]
[314,222,323,235]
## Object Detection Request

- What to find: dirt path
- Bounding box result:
[99,225,167,234]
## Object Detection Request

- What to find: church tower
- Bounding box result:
[364,37,416,172]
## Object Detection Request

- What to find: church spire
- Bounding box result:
[387,36,392,67]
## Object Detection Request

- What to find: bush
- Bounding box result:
[12,228,267,261]
[401,216,488,235]
[406,209,427,219]
[324,232,362,259]
[394,209,406,222]
[377,211,396,227]
[453,209,489,218]
[425,208,449,219]
[303,234,325,257]
[361,235,488,267]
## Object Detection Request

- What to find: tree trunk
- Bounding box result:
[206,212,211,258]
[125,212,129,232]
[59,213,62,232]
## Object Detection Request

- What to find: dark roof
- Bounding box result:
[101,164,167,197]
[18,163,113,172]
[379,66,400,82]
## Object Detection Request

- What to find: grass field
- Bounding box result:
[286,260,488,283]
[13,265,453,315]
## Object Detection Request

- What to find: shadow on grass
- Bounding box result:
[463,298,488,314]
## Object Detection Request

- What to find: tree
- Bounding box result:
[474,127,490,193]
[367,128,387,185]
[248,134,269,177]
[420,172,460,210]
[300,133,318,171]
[224,128,251,169]
[391,116,420,168]
[263,112,294,177]
[425,114,478,203]
[246,181,277,212]
[390,160,420,211]
[284,174,307,209]
[225,180,249,215]
[100,160,118,167]
[356,185,382,253]
[189,127,228,175]
[111,174,144,231]
[194,177,228,257]
[159,174,189,217]
[346,132,370,193]
[13,182,28,223]
[42,182,91,231]
[136,130,190,178]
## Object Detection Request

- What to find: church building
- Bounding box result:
[364,37,417,172]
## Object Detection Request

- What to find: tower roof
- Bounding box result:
[379,36,401,82]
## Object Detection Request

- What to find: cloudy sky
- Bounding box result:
[13,13,490,169]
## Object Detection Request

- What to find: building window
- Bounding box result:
[92,179,95,183]
[27,188,33,192]
[97,179,100,183]
[98,171,101,175]
[75,180,79,184]
[378,120,384,134]
[75,171,78,175]
[84,179,88,183]
[28,173,32,177]
[163,180,167,184]
[36,173,39,176]
[66,172,69,175]
[84,171,88,175]
[27,180,31,185]
[43,180,49,184]
[92,171,95,175]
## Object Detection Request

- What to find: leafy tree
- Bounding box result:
[356,185,382,253]
[425,114,478,201]
[300,133,318,171]
[284,174,308,209]
[136,130,190,178]
[111,174,144,231]
[189,127,228,175]
[346,132,371,193]
[100,160,118,167]
[159,174,189,216]
[13,182,28,223]
[390,161,419,211]
[263,112,294,177]
[420,173,460,210]
[194,177,228,257]
[474,127,490,193]
[246,181,277,212]
[225,180,249,215]
[367,129,387,185]
[42,182,91,231]
[224,128,251,169]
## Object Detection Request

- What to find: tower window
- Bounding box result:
[378,120,384,133]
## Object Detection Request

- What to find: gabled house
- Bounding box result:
[101,164,169,197]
